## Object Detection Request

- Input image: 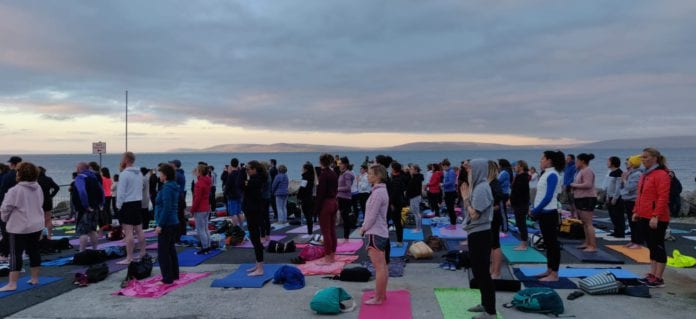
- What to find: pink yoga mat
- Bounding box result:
[113,272,210,298]
[286,225,321,234]
[297,255,359,276]
[359,290,412,319]
[234,235,286,248]
[336,239,363,254]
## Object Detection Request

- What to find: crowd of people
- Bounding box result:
[0,147,686,317]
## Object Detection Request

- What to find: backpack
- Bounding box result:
[408,241,433,259]
[226,225,246,246]
[332,267,371,282]
[669,174,683,217]
[108,225,125,241]
[310,286,356,314]
[504,287,564,315]
[426,235,444,252]
[443,250,470,269]
[72,249,108,265]
[559,218,585,239]
[529,233,545,251]
[578,271,621,295]
[267,240,296,253]
[125,255,153,281]
[299,245,325,262]
[86,263,109,283]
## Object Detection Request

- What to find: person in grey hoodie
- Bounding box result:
[271,165,290,224]
[0,162,44,292]
[620,155,644,249]
[461,159,496,319]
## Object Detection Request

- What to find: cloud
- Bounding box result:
[1,0,696,143]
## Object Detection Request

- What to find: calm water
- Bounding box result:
[3,148,695,204]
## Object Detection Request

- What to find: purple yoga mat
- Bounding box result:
[286,225,320,234]
[234,235,286,248]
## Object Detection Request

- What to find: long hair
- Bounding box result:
[543,150,566,173]
[643,147,667,168]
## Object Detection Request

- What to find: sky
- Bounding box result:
[1,0,695,154]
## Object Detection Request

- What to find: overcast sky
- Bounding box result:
[1,0,695,153]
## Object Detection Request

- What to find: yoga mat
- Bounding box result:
[336,239,364,254]
[271,223,291,231]
[235,235,286,248]
[501,244,547,264]
[390,243,408,258]
[512,269,578,289]
[434,288,503,319]
[437,227,468,239]
[297,255,359,276]
[146,243,158,250]
[403,230,424,241]
[114,272,209,298]
[41,256,74,267]
[155,248,222,267]
[362,258,407,277]
[359,290,412,319]
[349,229,363,239]
[210,264,284,288]
[563,246,624,264]
[293,234,313,244]
[683,236,696,241]
[670,229,689,234]
[286,225,320,234]
[606,245,651,263]
[518,266,639,279]
[601,236,630,242]
[0,277,63,299]
[500,234,521,245]
[421,218,432,226]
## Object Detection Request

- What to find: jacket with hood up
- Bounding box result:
[1,181,45,234]
[463,159,493,234]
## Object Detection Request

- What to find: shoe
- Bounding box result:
[449,263,457,271]
[439,262,450,270]
[389,226,396,231]
[467,304,485,312]
[645,277,665,288]
[638,273,655,284]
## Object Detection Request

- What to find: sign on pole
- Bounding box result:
[92,142,107,154]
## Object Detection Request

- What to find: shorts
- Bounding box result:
[574,197,597,212]
[227,199,242,216]
[365,234,389,252]
[120,201,143,226]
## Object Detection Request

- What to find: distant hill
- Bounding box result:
[169,135,696,153]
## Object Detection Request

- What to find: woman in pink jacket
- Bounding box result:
[359,164,390,305]
[191,164,212,255]
[0,162,45,292]
[571,153,598,252]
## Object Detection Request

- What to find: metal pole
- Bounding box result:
[99,153,102,168]
[125,90,128,152]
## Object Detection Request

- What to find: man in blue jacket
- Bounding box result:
[442,159,458,228]
[563,154,577,216]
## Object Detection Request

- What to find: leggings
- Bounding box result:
[247,211,264,262]
[104,196,113,218]
[261,199,271,237]
[9,231,42,272]
[640,218,668,263]
[513,207,529,242]
[194,212,211,249]
[275,195,288,223]
[608,198,626,236]
[338,197,353,240]
[158,225,180,283]
[444,191,457,225]
[388,204,404,243]
[538,212,560,272]
[318,199,338,254]
[623,201,642,244]
[490,209,502,249]
[427,191,440,214]
[468,230,496,315]
[410,196,422,230]
[300,198,315,235]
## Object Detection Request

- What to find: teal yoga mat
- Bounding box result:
[0,277,62,299]
[390,243,408,257]
[501,244,547,264]
[403,230,424,241]
[211,264,284,288]
[518,266,639,279]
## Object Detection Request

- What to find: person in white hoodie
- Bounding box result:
[0,162,45,292]
[116,152,146,265]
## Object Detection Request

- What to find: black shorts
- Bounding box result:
[120,201,143,226]
[366,234,389,252]
[574,197,597,211]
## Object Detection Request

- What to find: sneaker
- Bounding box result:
[645,277,665,288]
[638,273,655,284]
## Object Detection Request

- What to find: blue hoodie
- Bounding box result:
[155,181,180,227]
[74,169,104,210]
[272,172,289,197]
[443,167,456,193]
[563,160,576,187]
[175,168,186,194]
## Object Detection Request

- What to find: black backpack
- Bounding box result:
[333,267,371,282]
[126,255,153,280]
[39,237,73,254]
[443,250,470,269]
[73,249,108,265]
[227,225,246,246]
[86,263,109,283]
[267,240,296,253]
[669,174,683,217]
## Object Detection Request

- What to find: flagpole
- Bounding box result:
[125,90,128,152]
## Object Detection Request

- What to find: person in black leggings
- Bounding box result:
[243,161,267,277]
[510,160,531,250]
[298,162,316,235]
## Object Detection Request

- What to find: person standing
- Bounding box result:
[461,159,497,318]
[0,162,45,292]
[116,153,146,264]
[510,160,530,251]
[531,151,565,282]
[298,162,316,235]
[148,168,161,213]
[101,168,114,219]
[359,164,390,305]
[571,153,598,252]
[605,156,625,237]
[620,155,644,249]
[170,160,187,242]
[441,159,458,228]
[497,159,513,217]
[337,157,355,241]
[315,154,339,264]
[407,164,424,232]
[271,165,290,224]
[209,166,217,213]
[37,167,60,239]
[111,174,119,218]
[73,162,105,252]
[487,161,505,279]
[155,164,180,284]
[268,159,278,221]
[634,148,671,288]
[357,165,371,214]
[0,156,22,262]
[225,158,246,227]
[260,162,273,242]
[563,154,577,217]
[243,161,267,276]
[388,162,407,246]
[427,163,443,216]
[191,164,212,255]
[140,167,151,230]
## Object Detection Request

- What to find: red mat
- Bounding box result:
[359,290,412,319]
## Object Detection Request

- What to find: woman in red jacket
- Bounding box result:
[192,164,212,255]
[632,147,670,288]
[427,163,443,215]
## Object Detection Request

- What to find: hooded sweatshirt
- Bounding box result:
[116,166,143,209]
[155,181,180,227]
[337,170,355,200]
[463,159,493,234]
[1,181,45,234]
[191,175,212,213]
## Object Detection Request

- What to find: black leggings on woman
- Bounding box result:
[623,201,642,244]
[247,212,264,263]
[300,198,315,235]
[427,192,440,214]
[538,211,560,272]
[513,207,529,242]
[640,218,668,263]
[9,231,42,272]
[468,230,496,315]
[388,205,404,243]
[338,197,353,239]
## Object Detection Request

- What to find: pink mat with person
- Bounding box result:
[113,272,210,298]
[359,290,412,319]
[296,239,363,254]
[297,255,359,276]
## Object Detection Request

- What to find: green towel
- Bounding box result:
[501,244,547,264]
[434,288,503,319]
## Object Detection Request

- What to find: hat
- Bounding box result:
[169,159,182,168]
[7,156,22,164]
[628,155,641,168]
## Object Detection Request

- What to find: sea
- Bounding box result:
[3,148,695,205]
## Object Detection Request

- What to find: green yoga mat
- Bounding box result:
[501,244,547,264]
[434,288,503,319]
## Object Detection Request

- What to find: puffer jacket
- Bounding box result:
[633,165,670,222]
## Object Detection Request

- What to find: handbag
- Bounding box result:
[126,255,153,281]
[86,263,109,283]
[408,241,433,259]
[578,271,622,295]
[310,286,356,314]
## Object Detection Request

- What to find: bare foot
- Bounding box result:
[582,247,597,253]
[533,271,551,277]
[491,273,501,280]
[27,278,39,285]
[513,244,528,251]
[364,297,385,305]
[539,274,559,282]
[627,243,642,249]
[246,266,258,273]
[116,259,132,265]
[0,284,17,292]
[575,245,587,249]
[247,269,264,277]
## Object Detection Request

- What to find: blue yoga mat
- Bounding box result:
[445,239,466,251]
[518,267,639,279]
[430,227,440,237]
[156,248,222,267]
[563,245,624,264]
[403,230,424,241]
[211,264,285,288]
[0,276,63,299]
[390,243,408,257]
[500,234,521,245]
[41,256,74,267]
[501,244,547,264]
[512,269,578,289]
